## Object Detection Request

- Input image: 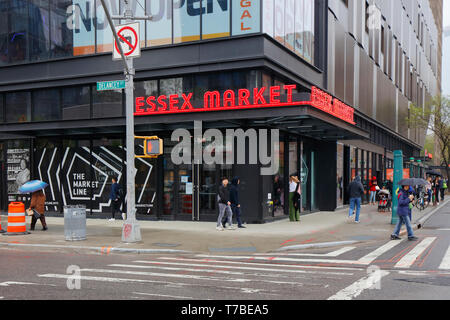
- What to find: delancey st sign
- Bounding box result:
[134,85,355,125]
[97,80,126,91]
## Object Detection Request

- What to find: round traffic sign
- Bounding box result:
[114,26,139,56]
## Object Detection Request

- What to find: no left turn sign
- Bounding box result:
[113,22,140,60]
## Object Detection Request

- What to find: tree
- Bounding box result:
[409,95,450,179]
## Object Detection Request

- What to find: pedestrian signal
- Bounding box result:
[135,136,163,158]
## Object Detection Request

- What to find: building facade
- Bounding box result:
[0,0,443,222]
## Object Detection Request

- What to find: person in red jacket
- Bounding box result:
[369,177,378,205]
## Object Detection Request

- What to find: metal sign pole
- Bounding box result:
[99,0,152,242]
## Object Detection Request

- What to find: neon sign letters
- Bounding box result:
[135,85,355,125]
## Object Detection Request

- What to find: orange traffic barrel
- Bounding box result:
[4,202,29,235]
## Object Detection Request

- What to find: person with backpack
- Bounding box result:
[109,176,123,221]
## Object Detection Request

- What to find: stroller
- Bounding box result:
[378,189,391,212]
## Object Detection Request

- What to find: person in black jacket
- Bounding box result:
[217,177,235,231]
[347,176,364,223]
[229,177,245,228]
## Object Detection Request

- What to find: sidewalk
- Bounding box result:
[0,201,446,255]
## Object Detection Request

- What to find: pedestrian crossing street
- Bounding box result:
[35,237,450,299]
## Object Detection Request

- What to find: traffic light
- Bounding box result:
[135,136,163,158]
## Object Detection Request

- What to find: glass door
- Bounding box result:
[177,163,193,219]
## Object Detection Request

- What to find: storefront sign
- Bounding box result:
[135,85,356,125]
[310,87,355,125]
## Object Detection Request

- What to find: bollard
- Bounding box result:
[3,202,30,236]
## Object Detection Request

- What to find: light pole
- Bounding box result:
[99,0,152,242]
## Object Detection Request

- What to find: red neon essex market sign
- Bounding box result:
[134,85,355,125]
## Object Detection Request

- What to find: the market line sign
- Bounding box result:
[134,85,355,125]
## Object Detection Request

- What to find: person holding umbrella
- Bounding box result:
[391,184,418,241]
[19,180,49,231]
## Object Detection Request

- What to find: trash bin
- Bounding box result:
[64,205,86,241]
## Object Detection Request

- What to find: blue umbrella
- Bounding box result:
[19,180,48,194]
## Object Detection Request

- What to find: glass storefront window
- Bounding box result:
[135,80,158,97]
[173,0,200,44]
[92,86,123,118]
[62,85,90,120]
[284,0,295,51]
[8,0,29,64]
[294,0,304,57]
[68,0,95,56]
[0,94,4,122]
[231,0,260,36]
[273,140,284,216]
[32,88,61,121]
[5,91,31,123]
[146,0,172,46]
[96,0,119,53]
[50,0,74,58]
[160,77,183,96]
[274,0,285,44]
[29,0,51,61]
[263,0,274,37]
[303,0,314,63]
[203,0,230,39]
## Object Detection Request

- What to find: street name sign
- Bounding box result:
[97,80,126,91]
[113,22,140,60]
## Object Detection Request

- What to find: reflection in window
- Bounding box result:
[284,0,295,51]
[51,0,74,58]
[92,86,123,118]
[146,0,172,46]
[8,0,29,64]
[62,86,90,120]
[203,0,229,39]
[173,0,200,43]
[294,0,304,57]
[5,91,31,123]
[32,88,61,121]
[160,77,183,96]
[135,80,158,97]
[29,0,50,61]
[96,0,119,53]
[0,94,3,122]
[274,0,285,44]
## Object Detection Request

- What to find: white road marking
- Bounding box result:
[437,229,450,231]
[158,257,365,271]
[357,240,404,265]
[37,274,269,295]
[195,254,361,265]
[79,268,317,287]
[131,261,354,276]
[394,237,437,269]
[0,281,56,287]
[438,245,450,270]
[254,247,356,257]
[328,270,390,300]
[133,292,195,300]
[0,297,3,299]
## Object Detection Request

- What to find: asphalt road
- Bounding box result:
[0,202,449,301]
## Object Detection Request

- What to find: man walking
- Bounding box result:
[217,177,235,231]
[230,177,245,228]
[109,176,123,221]
[347,176,364,223]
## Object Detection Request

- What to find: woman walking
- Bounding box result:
[29,190,47,231]
[390,185,418,241]
[288,175,299,222]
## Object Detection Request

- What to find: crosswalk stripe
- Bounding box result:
[133,292,195,300]
[394,237,437,268]
[328,270,390,300]
[357,240,404,265]
[37,274,271,295]
[438,246,450,270]
[131,261,355,276]
[195,254,360,265]
[79,268,319,287]
[158,257,365,271]
[254,247,356,257]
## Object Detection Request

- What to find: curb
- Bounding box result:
[275,240,359,252]
[0,242,192,255]
[399,199,449,236]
